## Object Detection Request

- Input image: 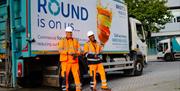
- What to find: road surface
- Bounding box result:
[0,60,180,91]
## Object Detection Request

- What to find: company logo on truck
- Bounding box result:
[38,0,88,20]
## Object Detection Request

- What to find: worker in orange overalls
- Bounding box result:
[84,31,111,91]
[58,26,81,91]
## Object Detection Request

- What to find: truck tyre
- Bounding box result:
[164,53,174,61]
[123,61,143,76]
[133,61,143,76]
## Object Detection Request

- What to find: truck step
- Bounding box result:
[105,66,134,72]
[43,66,60,87]
[45,66,58,70]
[43,75,59,87]
[0,71,6,87]
[0,38,5,41]
[103,61,133,66]
[43,66,59,76]
[0,71,6,74]
[44,75,59,78]
[0,31,5,35]
[174,53,180,58]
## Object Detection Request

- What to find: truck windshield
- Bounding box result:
[136,24,145,42]
[157,43,168,52]
[157,43,163,52]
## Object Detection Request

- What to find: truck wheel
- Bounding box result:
[133,61,143,76]
[164,53,174,61]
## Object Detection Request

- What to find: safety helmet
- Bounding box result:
[65,26,73,32]
[87,31,94,37]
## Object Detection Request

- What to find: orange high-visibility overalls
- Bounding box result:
[84,41,109,90]
[58,37,81,91]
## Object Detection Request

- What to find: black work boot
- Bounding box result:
[59,77,62,91]
[101,87,111,91]
[61,77,66,91]
[90,87,97,91]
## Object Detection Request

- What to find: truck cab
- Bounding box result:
[157,37,180,61]
[129,18,148,64]
[157,39,171,60]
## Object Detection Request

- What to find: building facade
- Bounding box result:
[149,0,180,55]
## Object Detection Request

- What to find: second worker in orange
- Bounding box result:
[84,31,111,91]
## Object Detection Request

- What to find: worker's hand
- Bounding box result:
[94,54,99,59]
[95,54,102,59]
[72,54,78,60]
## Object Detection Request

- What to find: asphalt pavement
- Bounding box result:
[0,55,180,91]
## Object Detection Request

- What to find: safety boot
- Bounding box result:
[61,76,66,91]
[101,87,111,91]
[91,88,97,91]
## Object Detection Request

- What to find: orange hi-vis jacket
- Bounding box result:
[84,41,102,64]
[58,37,81,63]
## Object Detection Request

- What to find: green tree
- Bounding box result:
[125,0,173,32]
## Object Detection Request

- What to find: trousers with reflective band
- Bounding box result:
[60,62,81,91]
[89,63,108,89]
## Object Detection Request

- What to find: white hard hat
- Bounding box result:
[87,31,94,37]
[65,26,73,32]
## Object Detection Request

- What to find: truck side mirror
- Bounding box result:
[141,39,145,42]
[147,31,151,38]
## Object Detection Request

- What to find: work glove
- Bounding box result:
[72,54,78,60]
[85,53,95,58]
[94,54,98,59]
[95,54,102,59]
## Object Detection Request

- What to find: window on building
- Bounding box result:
[168,19,173,23]
[177,16,180,22]
[0,0,6,5]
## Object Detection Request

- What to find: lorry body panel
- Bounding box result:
[30,0,129,53]
[172,37,180,53]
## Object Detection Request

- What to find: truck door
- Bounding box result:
[136,23,147,58]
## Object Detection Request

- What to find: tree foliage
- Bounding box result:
[125,0,173,32]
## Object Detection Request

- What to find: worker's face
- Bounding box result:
[89,35,95,42]
[66,32,72,38]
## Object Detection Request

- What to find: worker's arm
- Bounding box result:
[76,40,81,55]
[83,43,89,56]
[58,39,67,55]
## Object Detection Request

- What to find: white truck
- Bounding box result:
[157,36,180,61]
[0,0,147,87]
